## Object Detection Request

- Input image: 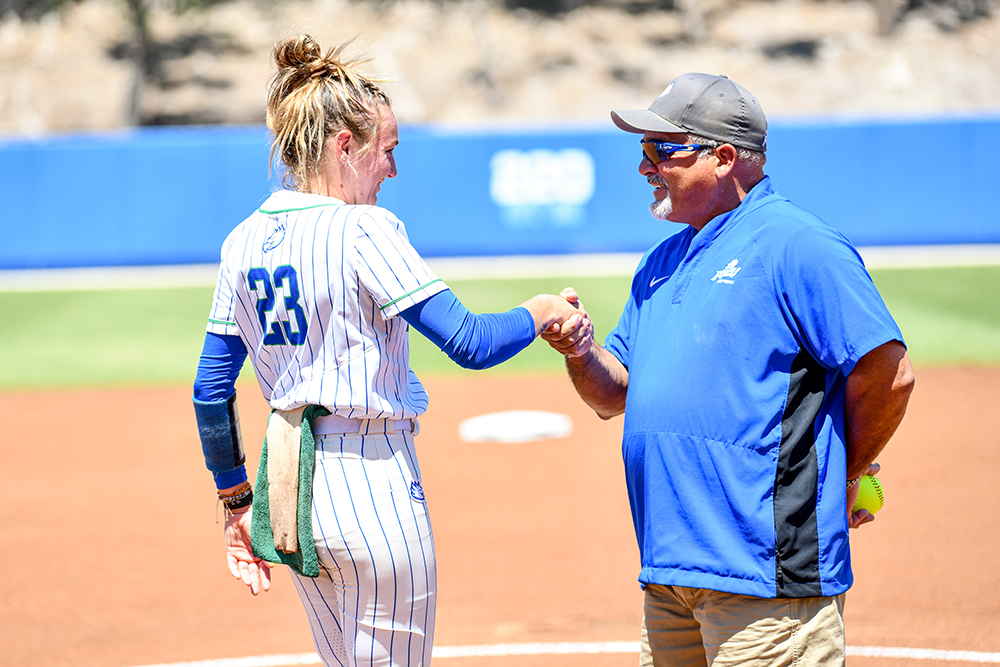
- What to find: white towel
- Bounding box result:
[266,406,306,553]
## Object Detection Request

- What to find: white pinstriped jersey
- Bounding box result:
[206,190,448,416]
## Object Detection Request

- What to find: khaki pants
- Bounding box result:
[639,584,846,667]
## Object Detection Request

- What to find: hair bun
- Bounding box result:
[274,34,350,83]
[274,34,324,72]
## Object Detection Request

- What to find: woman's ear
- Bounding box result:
[333,129,354,163]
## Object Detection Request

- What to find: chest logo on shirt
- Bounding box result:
[711,259,742,284]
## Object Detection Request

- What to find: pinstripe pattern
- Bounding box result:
[206,190,444,666]
[206,190,447,414]
[296,431,436,667]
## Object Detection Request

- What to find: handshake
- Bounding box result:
[523,287,595,359]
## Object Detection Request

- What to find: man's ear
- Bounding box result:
[714,143,738,177]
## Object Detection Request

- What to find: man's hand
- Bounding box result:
[540,287,594,358]
[537,287,627,419]
[224,507,272,595]
[847,462,881,529]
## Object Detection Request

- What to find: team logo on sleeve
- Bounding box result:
[711,259,742,284]
[409,481,426,502]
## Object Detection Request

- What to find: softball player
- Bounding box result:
[192,35,591,667]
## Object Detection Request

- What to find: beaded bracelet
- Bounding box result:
[219,482,253,514]
[846,476,861,490]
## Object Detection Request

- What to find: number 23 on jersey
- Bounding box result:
[248,265,308,346]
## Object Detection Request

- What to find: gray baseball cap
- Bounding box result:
[611,73,768,152]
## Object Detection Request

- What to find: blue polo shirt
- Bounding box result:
[604,176,903,599]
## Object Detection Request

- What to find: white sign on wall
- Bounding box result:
[489,148,596,229]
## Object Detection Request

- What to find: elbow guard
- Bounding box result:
[193,391,245,473]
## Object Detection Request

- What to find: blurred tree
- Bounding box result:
[0,0,84,21]
[876,0,993,34]
[489,0,992,40]
[875,0,906,34]
[2,0,243,126]
[118,0,244,125]
[123,0,152,126]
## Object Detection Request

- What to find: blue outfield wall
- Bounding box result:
[1,115,998,270]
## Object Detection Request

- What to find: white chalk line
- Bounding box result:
[3,245,1000,292]
[848,646,1000,662]
[127,642,1000,667]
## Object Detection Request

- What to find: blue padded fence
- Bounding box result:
[1,115,998,270]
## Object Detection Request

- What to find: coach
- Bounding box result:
[546,73,914,666]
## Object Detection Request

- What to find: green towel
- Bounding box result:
[250,404,330,578]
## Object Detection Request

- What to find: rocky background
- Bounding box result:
[0,0,997,137]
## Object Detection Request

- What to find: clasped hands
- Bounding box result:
[539,287,595,358]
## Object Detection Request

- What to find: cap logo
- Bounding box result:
[661,82,674,97]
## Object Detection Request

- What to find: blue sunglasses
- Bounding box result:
[641,140,718,163]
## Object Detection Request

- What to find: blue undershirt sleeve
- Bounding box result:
[400,289,536,371]
[192,332,250,489]
[193,332,248,402]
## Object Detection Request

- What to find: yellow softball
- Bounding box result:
[852,474,884,514]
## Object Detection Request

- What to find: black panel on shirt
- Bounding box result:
[774,347,826,598]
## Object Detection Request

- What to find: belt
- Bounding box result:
[311,413,415,436]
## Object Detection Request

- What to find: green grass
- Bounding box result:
[0,287,216,389]
[1,266,997,390]
[869,266,1000,366]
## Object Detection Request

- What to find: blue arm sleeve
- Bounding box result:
[193,332,248,402]
[400,289,536,370]
[192,332,250,489]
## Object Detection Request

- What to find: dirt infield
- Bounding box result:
[2,366,998,667]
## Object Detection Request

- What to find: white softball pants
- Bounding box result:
[290,428,437,667]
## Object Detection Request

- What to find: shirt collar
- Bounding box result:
[698,175,775,240]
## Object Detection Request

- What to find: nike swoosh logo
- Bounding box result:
[649,276,670,288]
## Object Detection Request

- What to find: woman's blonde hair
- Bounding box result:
[266,35,392,190]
